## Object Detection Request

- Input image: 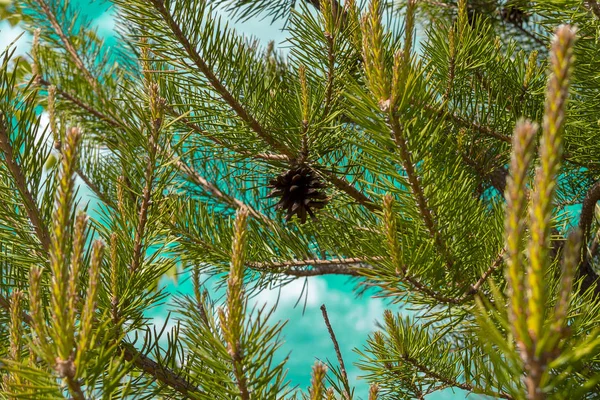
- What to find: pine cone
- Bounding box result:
[267,165,328,223]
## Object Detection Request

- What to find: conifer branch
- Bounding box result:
[37,79,267,222]
[130,124,158,275]
[120,342,205,396]
[31,0,99,93]
[388,118,455,270]
[400,353,512,399]
[148,0,293,158]
[579,180,600,247]
[0,114,51,252]
[0,295,204,397]
[321,171,380,212]
[320,304,351,398]
[576,180,600,295]
[37,78,121,128]
[586,0,600,19]
[164,107,287,161]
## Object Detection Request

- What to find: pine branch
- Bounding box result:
[169,144,270,223]
[165,106,287,161]
[130,140,155,275]
[321,170,381,212]
[148,0,293,158]
[37,78,267,222]
[320,304,351,399]
[586,0,600,19]
[388,117,455,270]
[119,342,205,396]
[31,0,99,93]
[577,180,600,294]
[0,293,204,397]
[37,78,121,128]
[400,353,512,400]
[0,114,51,252]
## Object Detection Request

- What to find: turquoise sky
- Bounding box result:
[0,2,466,398]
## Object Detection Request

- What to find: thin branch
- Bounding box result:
[579,180,600,243]
[168,144,270,223]
[322,33,336,118]
[38,78,121,128]
[249,260,366,277]
[0,292,204,396]
[149,0,293,158]
[130,139,156,275]
[457,249,505,301]
[320,304,352,399]
[388,116,454,269]
[422,103,511,143]
[577,180,600,295]
[249,256,382,270]
[585,0,600,19]
[165,106,288,161]
[321,170,381,212]
[402,354,513,400]
[119,342,205,396]
[32,0,99,93]
[0,115,51,252]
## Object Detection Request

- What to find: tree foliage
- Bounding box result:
[0,0,600,398]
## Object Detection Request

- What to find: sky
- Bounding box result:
[0,2,465,398]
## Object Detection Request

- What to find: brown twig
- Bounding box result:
[149,0,293,158]
[165,106,287,162]
[120,342,204,396]
[0,115,51,252]
[388,116,454,270]
[402,353,512,400]
[321,170,381,212]
[0,292,203,396]
[32,0,99,93]
[320,304,352,398]
[247,257,374,277]
[577,180,600,294]
[458,249,505,301]
[586,0,600,19]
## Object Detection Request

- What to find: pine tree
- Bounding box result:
[1,0,600,398]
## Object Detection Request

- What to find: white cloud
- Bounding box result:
[0,22,31,55]
[252,276,328,309]
[92,10,116,38]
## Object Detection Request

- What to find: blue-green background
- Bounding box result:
[0,2,468,398]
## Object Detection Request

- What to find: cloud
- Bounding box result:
[252,276,328,310]
[0,22,31,55]
[92,10,116,38]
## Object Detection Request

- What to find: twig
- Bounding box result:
[32,0,99,93]
[388,116,454,270]
[320,304,352,398]
[0,116,51,252]
[149,0,293,158]
[402,353,512,400]
[585,0,600,19]
[321,170,381,212]
[130,140,155,275]
[247,257,374,277]
[458,249,505,301]
[37,79,121,128]
[577,180,600,294]
[0,292,204,396]
[165,106,287,162]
